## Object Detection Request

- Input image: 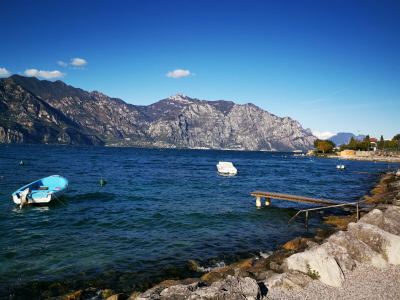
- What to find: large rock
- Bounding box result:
[348,222,400,264]
[136,276,260,300]
[265,271,312,291]
[193,276,260,300]
[359,208,400,235]
[327,231,387,269]
[283,245,345,287]
[319,240,357,271]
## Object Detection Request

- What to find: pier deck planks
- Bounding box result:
[250,191,342,206]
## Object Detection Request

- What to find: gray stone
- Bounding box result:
[390,181,400,189]
[284,245,345,287]
[136,276,260,300]
[358,208,400,235]
[327,230,387,268]
[155,276,260,300]
[348,222,400,264]
[265,271,312,291]
[319,240,357,271]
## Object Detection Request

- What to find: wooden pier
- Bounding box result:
[250,191,367,228]
[250,191,343,208]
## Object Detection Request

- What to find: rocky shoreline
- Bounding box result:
[56,169,400,300]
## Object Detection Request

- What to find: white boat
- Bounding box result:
[12,175,68,207]
[217,161,237,175]
[336,164,346,170]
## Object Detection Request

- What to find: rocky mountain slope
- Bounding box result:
[0,75,316,151]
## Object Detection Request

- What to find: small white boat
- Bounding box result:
[12,175,68,207]
[336,164,346,170]
[217,161,237,175]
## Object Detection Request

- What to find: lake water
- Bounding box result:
[0,145,396,298]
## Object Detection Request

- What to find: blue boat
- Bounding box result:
[12,175,68,206]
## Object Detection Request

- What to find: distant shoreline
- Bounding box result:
[0,142,305,153]
[320,153,400,163]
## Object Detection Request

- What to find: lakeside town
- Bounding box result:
[310,134,400,163]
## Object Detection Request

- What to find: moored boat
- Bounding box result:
[12,175,68,207]
[216,161,237,175]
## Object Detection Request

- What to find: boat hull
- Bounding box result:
[216,162,237,175]
[12,175,68,205]
[12,190,65,204]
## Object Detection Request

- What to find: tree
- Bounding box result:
[393,134,400,152]
[348,137,358,150]
[359,135,370,151]
[378,135,384,150]
[392,134,400,141]
[316,140,335,154]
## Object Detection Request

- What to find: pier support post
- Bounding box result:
[256,196,262,208]
[265,198,271,206]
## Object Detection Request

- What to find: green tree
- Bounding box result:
[347,137,358,150]
[378,135,384,150]
[392,134,400,152]
[316,140,335,153]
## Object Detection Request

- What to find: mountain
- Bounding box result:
[329,132,365,146]
[0,75,316,151]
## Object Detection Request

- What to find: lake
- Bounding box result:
[0,145,395,298]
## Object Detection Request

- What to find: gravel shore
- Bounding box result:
[267,263,400,300]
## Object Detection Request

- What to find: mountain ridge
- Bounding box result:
[329,132,366,146]
[0,75,316,151]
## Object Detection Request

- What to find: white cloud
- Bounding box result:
[0,67,11,78]
[312,131,336,140]
[70,58,87,67]
[57,60,68,67]
[166,69,191,79]
[24,69,65,79]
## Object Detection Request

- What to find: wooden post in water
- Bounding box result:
[265,197,271,206]
[256,196,262,208]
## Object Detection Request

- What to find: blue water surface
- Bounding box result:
[0,145,397,297]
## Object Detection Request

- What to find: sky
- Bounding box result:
[1,0,399,139]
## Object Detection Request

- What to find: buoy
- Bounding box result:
[100,178,107,187]
[19,160,24,166]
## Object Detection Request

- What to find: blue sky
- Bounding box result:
[1,0,399,138]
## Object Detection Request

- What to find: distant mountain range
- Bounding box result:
[329,132,366,146]
[0,75,316,151]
